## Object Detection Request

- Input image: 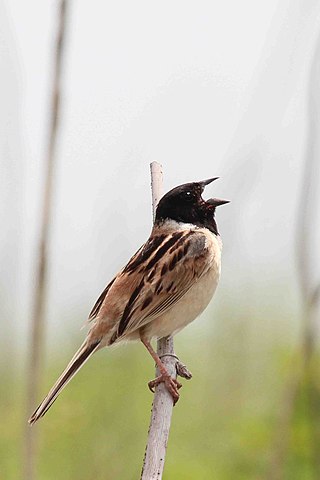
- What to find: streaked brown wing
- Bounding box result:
[88,277,116,320]
[88,231,185,322]
[116,229,210,339]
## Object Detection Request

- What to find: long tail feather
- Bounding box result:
[28,339,101,425]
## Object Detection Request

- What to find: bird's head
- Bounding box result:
[155,177,229,235]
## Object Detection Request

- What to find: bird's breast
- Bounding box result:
[142,231,222,339]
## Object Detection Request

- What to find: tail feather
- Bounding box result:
[28,339,101,425]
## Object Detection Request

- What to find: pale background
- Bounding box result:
[1,1,320,479]
[2,1,320,351]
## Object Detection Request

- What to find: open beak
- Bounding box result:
[199,177,219,188]
[199,178,229,205]
[206,197,230,207]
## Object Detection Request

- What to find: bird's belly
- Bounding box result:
[143,266,220,340]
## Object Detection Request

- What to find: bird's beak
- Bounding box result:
[206,197,230,207]
[199,177,219,188]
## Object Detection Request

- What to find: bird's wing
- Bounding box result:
[88,277,116,320]
[87,234,168,322]
[113,228,213,339]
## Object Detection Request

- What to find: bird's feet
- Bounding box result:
[148,372,182,405]
[140,337,192,405]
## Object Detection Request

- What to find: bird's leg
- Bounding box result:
[140,337,182,404]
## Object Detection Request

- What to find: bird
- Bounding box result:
[28,177,229,425]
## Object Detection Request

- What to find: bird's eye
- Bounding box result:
[181,191,193,201]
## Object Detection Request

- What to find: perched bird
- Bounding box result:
[28,178,229,425]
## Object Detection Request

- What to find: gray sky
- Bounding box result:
[1,0,320,346]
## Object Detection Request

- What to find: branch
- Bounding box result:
[140,162,177,480]
[150,162,163,223]
[23,2,68,479]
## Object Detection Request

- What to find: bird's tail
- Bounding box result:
[28,339,101,425]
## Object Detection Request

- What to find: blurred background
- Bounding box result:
[1,0,320,478]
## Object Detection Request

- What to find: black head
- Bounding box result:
[155,178,229,235]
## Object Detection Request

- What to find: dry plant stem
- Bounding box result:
[296,31,320,475]
[141,162,176,480]
[267,32,320,480]
[23,2,68,480]
[150,162,163,223]
[295,31,320,358]
[141,337,178,480]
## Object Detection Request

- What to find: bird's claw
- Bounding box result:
[148,373,182,405]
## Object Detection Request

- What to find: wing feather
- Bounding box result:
[115,229,210,340]
[88,278,116,320]
[87,228,212,343]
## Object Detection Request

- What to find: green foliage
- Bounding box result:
[1,315,320,479]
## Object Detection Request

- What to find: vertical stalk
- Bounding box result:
[141,162,178,480]
[267,30,320,480]
[23,2,68,479]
